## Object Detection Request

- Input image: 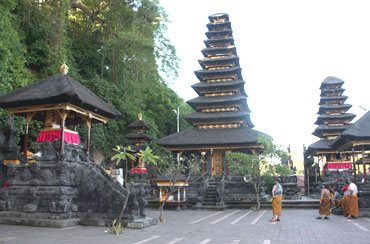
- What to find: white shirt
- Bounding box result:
[348,183,358,195]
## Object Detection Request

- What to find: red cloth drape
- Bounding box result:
[324,162,352,169]
[130,168,147,173]
[37,129,80,144]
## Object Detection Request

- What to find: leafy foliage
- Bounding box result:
[225,135,291,209]
[0,0,192,162]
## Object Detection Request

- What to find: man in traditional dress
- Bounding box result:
[270,178,283,222]
[347,178,358,219]
[316,184,331,219]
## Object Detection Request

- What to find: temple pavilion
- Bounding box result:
[305,76,356,178]
[0,65,122,156]
[157,13,267,178]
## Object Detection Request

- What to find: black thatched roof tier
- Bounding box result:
[130,145,147,152]
[208,13,229,22]
[206,21,231,31]
[331,111,370,149]
[128,119,151,130]
[201,46,237,57]
[198,55,240,69]
[320,76,344,89]
[204,38,235,48]
[191,80,246,96]
[157,127,267,147]
[205,30,233,39]
[0,74,122,119]
[125,133,153,141]
[184,110,253,125]
[314,113,356,125]
[319,96,348,105]
[305,139,334,156]
[187,95,250,112]
[194,67,242,81]
[318,104,352,114]
[320,88,345,96]
[312,124,350,137]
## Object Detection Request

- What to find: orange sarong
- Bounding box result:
[348,194,359,217]
[342,195,349,216]
[319,196,331,216]
[272,195,282,216]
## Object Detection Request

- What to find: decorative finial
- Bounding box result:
[138,113,142,120]
[59,63,69,74]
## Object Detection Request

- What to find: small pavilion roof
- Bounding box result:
[157,127,267,148]
[314,113,356,125]
[191,80,246,96]
[305,139,335,156]
[320,76,344,89]
[331,111,370,150]
[125,133,153,141]
[318,104,352,114]
[194,67,242,81]
[0,74,122,120]
[128,119,151,130]
[319,96,348,105]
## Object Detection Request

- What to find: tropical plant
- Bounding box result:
[226,135,290,210]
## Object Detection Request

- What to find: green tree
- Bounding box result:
[225,136,291,210]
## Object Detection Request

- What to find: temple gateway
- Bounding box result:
[157,13,268,208]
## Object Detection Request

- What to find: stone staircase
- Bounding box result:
[202,177,219,206]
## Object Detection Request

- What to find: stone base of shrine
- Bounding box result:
[0,211,80,228]
[123,216,158,229]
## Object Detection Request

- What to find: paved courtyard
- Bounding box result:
[1,209,370,244]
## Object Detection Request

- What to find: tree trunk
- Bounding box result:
[254,183,260,210]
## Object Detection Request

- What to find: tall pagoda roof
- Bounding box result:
[191,80,246,96]
[187,95,250,112]
[204,38,235,48]
[157,127,266,148]
[194,67,242,81]
[319,96,348,105]
[314,113,356,125]
[320,88,345,96]
[305,139,334,156]
[317,104,352,114]
[312,124,350,137]
[205,30,233,39]
[201,46,237,57]
[319,76,344,89]
[208,13,229,22]
[198,55,240,68]
[128,119,151,130]
[184,110,250,122]
[0,74,122,120]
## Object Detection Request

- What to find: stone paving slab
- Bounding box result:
[1,209,370,244]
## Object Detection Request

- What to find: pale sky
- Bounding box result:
[160,0,370,157]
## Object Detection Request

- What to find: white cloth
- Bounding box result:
[348,183,358,195]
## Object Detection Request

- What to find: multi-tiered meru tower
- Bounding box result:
[158,13,267,207]
[305,76,356,181]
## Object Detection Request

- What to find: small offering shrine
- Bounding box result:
[155,172,188,210]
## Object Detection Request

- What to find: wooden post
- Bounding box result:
[352,146,357,184]
[362,147,367,184]
[86,118,91,154]
[23,112,35,155]
[58,110,69,154]
[307,168,310,195]
[201,152,206,175]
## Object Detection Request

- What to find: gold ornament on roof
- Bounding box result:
[138,113,143,120]
[59,63,69,74]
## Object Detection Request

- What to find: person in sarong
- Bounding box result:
[317,184,331,219]
[346,178,358,219]
[342,181,350,217]
[270,178,283,222]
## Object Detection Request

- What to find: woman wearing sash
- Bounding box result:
[317,184,331,219]
[270,178,283,222]
[346,178,358,219]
